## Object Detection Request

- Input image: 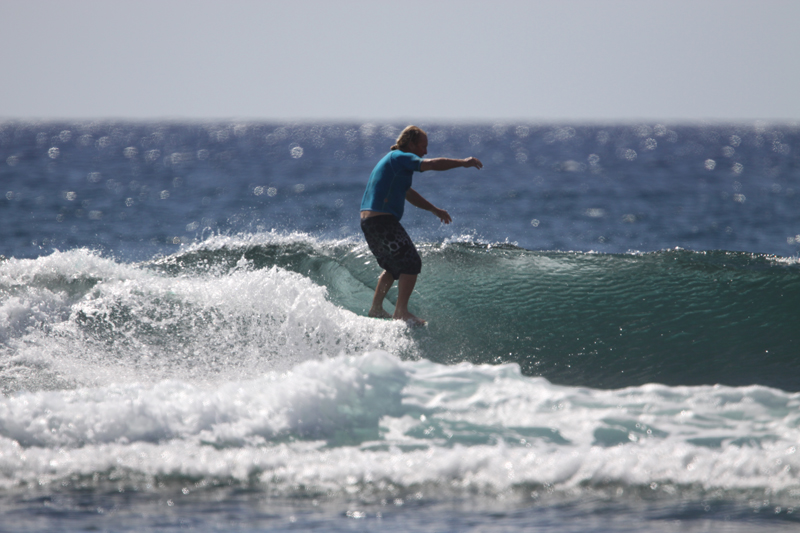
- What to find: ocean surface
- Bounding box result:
[1,120,800,531]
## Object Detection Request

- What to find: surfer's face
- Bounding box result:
[408,135,428,158]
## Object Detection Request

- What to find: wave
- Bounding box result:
[2,234,799,394]
[154,233,800,391]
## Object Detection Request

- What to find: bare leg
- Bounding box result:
[369,270,394,318]
[393,273,425,325]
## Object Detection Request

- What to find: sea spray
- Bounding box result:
[0,247,415,392]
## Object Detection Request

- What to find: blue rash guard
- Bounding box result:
[360,150,423,221]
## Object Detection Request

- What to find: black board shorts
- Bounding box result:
[360,215,422,280]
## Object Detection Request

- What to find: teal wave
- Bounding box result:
[156,239,800,390]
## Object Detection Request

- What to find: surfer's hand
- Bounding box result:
[463,157,483,170]
[435,208,452,224]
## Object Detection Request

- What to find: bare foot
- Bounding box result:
[393,311,426,326]
[369,307,392,319]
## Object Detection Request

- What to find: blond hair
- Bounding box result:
[391,125,427,151]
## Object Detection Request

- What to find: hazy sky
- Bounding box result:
[2,0,799,122]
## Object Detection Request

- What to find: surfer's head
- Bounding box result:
[392,125,427,156]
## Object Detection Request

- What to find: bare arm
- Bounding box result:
[406,188,452,224]
[420,157,483,172]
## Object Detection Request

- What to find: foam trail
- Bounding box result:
[1,352,799,505]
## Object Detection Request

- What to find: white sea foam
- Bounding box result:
[0,249,415,390]
[0,352,407,449]
[1,351,799,501]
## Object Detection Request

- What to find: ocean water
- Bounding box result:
[1,120,800,532]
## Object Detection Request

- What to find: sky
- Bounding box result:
[2,0,800,122]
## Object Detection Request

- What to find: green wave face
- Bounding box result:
[405,245,800,390]
[161,239,800,391]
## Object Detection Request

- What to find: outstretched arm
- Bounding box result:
[420,157,483,172]
[406,188,452,224]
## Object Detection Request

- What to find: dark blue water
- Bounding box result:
[2,121,799,260]
[1,120,800,532]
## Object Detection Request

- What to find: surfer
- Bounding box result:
[360,125,483,325]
